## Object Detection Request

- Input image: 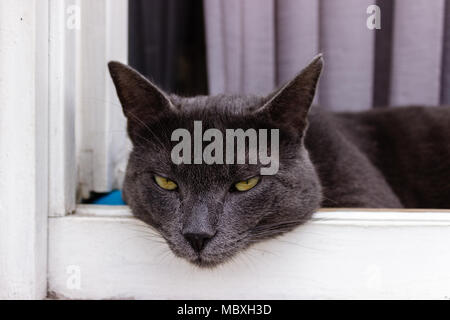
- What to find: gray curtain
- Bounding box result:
[204,0,450,111]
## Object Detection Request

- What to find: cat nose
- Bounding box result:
[184,232,214,252]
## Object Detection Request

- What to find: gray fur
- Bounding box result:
[108,56,450,267]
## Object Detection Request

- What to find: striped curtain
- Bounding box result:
[204,0,450,111]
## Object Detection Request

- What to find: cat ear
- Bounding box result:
[257,54,323,133]
[108,61,174,142]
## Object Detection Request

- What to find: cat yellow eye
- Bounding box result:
[234,177,260,192]
[154,175,178,191]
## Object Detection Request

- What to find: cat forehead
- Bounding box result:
[169,94,265,113]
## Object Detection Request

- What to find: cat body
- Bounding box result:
[307,106,450,208]
[108,56,450,267]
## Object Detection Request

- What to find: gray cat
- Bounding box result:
[108,56,450,267]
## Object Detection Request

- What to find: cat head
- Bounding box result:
[108,56,323,267]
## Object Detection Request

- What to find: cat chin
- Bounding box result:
[190,257,225,269]
[169,244,241,268]
[172,249,235,268]
[168,250,224,268]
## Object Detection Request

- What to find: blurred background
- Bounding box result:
[128,0,450,111]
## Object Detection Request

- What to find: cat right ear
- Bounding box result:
[256,54,323,135]
[108,61,174,142]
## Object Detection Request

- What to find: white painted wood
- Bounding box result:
[48,207,450,299]
[0,0,49,299]
[319,0,375,111]
[390,0,445,106]
[48,0,78,216]
[76,0,130,198]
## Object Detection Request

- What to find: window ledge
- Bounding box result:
[48,206,450,299]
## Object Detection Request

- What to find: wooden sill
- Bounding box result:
[48,205,450,299]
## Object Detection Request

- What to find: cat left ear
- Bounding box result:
[257,54,323,133]
[108,61,174,143]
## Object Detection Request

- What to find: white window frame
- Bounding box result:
[48,0,129,204]
[1,0,450,300]
[48,206,450,300]
[75,0,130,199]
[48,0,130,216]
[0,0,49,299]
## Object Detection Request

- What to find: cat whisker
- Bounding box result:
[124,221,162,234]
[321,195,339,205]
[125,110,168,149]
[121,234,167,245]
[153,247,175,265]
[246,246,276,256]
[238,251,258,271]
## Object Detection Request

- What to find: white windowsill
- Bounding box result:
[48,206,450,299]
